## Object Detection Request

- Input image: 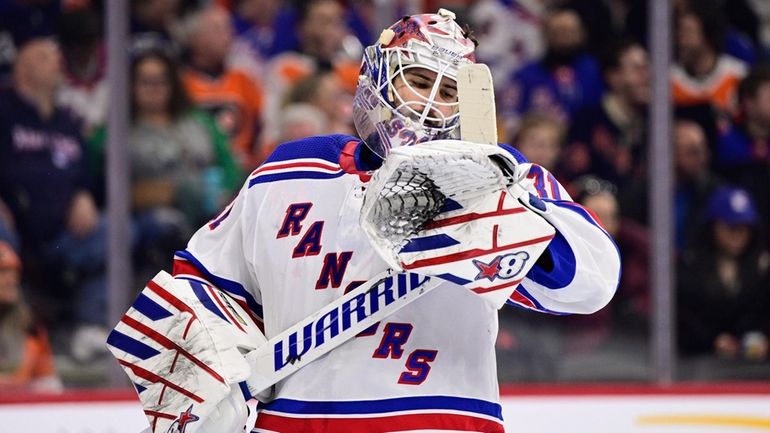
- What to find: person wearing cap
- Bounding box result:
[677,186,770,363]
[0,241,62,391]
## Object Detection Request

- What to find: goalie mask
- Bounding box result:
[352,8,477,159]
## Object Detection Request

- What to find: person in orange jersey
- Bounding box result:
[181,4,265,169]
[672,0,748,115]
[0,241,62,392]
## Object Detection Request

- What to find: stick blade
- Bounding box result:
[457,63,497,145]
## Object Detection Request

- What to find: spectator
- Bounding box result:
[90,49,241,278]
[0,241,62,392]
[56,7,109,138]
[563,39,649,186]
[672,0,748,115]
[718,0,761,65]
[285,70,353,136]
[227,0,287,80]
[621,120,723,250]
[752,0,770,51]
[253,0,371,59]
[499,7,604,134]
[468,0,545,86]
[559,0,615,56]
[181,4,265,169]
[276,103,327,143]
[0,200,19,252]
[717,65,770,246]
[574,176,650,335]
[262,0,360,146]
[229,0,284,56]
[130,0,186,56]
[511,113,564,173]
[295,0,355,66]
[719,65,770,167]
[0,0,63,86]
[0,38,108,361]
[677,186,770,361]
[626,0,759,66]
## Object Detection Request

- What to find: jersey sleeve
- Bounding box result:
[499,144,620,315]
[172,178,266,327]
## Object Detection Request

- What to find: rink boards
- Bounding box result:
[1,384,769,432]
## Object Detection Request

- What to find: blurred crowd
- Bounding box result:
[0,0,769,390]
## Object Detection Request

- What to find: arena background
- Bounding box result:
[1,0,769,431]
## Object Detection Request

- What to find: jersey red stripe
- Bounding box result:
[509,290,536,308]
[254,412,504,433]
[206,284,246,333]
[147,279,196,317]
[403,234,555,269]
[251,161,341,177]
[472,278,524,294]
[423,207,527,230]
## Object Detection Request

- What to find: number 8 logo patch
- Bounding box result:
[472,251,530,282]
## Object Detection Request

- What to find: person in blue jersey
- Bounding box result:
[716,65,770,249]
[563,39,650,188]
[110,9,620,433]
[498,7,604,135]
[0,39,110,363]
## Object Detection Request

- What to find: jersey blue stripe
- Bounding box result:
[549,200,622,295]
[259,395,503,420]
[188,280,229,323]
[439,198,463,213]
[175,250,264,318]
[264,134,357,165]
[400,234,459,253]
[248,170,345,187]
[107,330,160,360]
[436,273,471,285]
[239,381,253,401]
[524,230,576,289]
[132,293,173,321]
[499,143,529,164]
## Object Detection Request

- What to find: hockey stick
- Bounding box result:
[127,269,443,433]
[457,63,497,146]
[243,270,441,395]
[458,63,530,202]
[246,65,501,395]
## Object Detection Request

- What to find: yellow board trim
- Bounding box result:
[638,415,770,430]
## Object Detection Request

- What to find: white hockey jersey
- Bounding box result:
[172,134,620,433]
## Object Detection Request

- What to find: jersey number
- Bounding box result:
[527,165,561,199]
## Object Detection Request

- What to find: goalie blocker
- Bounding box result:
[107,272,265,433]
